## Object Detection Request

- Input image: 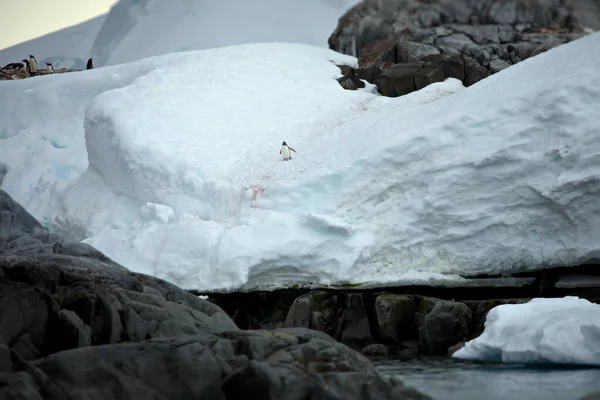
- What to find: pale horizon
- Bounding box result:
[0,0,119,51]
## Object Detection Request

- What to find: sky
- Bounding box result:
[0,0,118,50]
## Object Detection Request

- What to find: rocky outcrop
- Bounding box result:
[331,0,598,94]
[0,188,427,400]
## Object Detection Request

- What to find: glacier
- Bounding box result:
[0,15,105,70]
[453,297,600,366]
[1,31,599,292]
[89,0,360,67]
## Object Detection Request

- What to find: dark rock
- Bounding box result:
[284,291,339,336]
[420,53,466,81]
[447,341,466,356]
[0,190,428,400]
[338,75,366,90]
[463,55,492,86]
[413,65,446,90]
[0,343,12,373]
[374,294,417,342]
[396,41,440,62]
[420,301,472,355]
[329,0,598,86]
[361,343,391,356]
[377,63,422,97]
[335,293,374,350]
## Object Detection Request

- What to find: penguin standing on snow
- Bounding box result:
[21,59,31,74]
[45,63,55,73]
[86,58,94,70]
[279,141,296,161]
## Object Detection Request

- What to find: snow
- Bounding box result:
[453,297,600,366]
[89,0,359,67]
[0,15,105,70]
[1,30,600,292]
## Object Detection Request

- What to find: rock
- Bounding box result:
[580,392,600,400]
[420,300,472,355]
[361,343,391,356]
[328,0,598,87]
[336,64,366,91]
[335,293,374,350]
[420,53,466,81]
[374,294,417,342]
[396,41,440,62]
[447,341,465,356]
[284,291,339,336]
[413,65,446,90]
[377,63,422,97]
[463,55,492,86]
[0,190,428,399]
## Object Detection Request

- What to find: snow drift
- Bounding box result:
[0,15,105,70]
[1,32,600,292]
[453,297,600,366]
[89,0,359,67]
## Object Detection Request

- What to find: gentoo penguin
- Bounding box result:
[22,59,31,74]
[28,55,37,72]
[45,63,55,73]
[279,141,296,161]
[86,58,94,70]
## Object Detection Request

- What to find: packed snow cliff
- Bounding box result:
[1,33,600,292]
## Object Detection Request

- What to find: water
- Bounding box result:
[374,358,600,400]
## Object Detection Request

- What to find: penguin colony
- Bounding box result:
[0,55,94,80]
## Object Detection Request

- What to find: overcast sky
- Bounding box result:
[0,0,119,50]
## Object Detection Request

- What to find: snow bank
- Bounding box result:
[0,15,105,70]
[453,297,600,366]
[89,0,359,67]
[2,32,600,292]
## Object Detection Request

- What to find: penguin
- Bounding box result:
[45,63,55,73]
[86,58,94,70]
[279,141,296,161]
[22,59,31,74]
[3,62,23,70]
[28,55,37,72]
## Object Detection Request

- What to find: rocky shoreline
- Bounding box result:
[205,275,600,358]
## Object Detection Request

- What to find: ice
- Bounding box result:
[1,30,600,292]
[453,297,600,366]
[0,15,105,70]
[90,0,360,67]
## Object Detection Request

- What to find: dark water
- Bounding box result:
[374,358,600,400]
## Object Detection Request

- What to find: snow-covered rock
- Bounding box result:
[89,0,359,67]
[1,31,600,292]
[0,15,105,70]
[453,297,600,366]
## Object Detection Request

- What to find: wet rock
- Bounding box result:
[420,301,472,355]
[420,53,466,81]
[447,341,466,356]
[413,65,446,90]
[374,294,417,342]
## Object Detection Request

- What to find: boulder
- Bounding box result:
[328,0,598,86]
[284,291,339,336]
[377,63,423,97]
[374,294,417,342]
[420,300,472,355]
[335,293,374,350]
[0,189,428,399]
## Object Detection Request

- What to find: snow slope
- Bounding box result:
[89,0,359,67]
[1,32,600,292]
[0,15,105,70]
[453,297,600,366]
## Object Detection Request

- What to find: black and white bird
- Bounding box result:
[86,58,94,70]
[279,141,296,161]
[45,63,55,73]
